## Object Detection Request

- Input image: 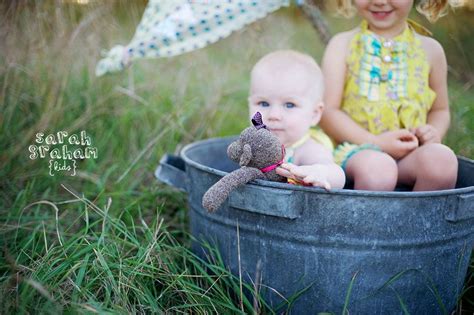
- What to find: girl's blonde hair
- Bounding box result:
[335,0,457,23]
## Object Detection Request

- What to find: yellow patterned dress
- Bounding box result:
[333,20,436,169]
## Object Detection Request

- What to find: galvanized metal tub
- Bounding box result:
[155,136,474,314]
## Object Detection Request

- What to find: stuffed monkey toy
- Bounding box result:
[202,112,286,212]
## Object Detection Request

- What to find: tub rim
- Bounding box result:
[180,136,474,198]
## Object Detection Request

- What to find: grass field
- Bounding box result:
[1,1,473,313]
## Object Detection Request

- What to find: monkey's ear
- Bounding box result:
[227,141,242,162]
[239,144,252,166]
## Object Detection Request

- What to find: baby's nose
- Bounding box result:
[267,106,282,120]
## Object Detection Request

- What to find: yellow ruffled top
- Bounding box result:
[341,20,436,134]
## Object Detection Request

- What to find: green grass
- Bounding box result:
[1,184,275,313]
[1,1,473,313]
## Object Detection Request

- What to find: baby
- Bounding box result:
[248,50,345,189]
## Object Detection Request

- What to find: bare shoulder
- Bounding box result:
[417,34,446,65]
[325,28,359,57]
[294,139,333,165]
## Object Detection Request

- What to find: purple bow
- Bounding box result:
[251,112,267,130]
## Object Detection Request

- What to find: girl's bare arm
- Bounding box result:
[319,31,376,145]
[422,36,450,139]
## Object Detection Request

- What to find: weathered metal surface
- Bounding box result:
[156,137,474,314]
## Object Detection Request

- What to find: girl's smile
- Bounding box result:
[355,0,413,38]
[370,9,394,20]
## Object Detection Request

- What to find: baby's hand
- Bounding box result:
[276,163,331,190]
[374,129,419,160]
[411,125,441,145]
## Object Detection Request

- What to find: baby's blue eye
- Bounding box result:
[258,101,270,107]
[285,102,296,108]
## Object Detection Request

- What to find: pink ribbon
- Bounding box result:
[260,145,285,173]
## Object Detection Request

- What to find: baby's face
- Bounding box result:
[248,68,322,147]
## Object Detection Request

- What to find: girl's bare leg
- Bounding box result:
[345,150,398,191]
[397,143,458,191]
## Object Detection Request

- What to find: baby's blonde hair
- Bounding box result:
[335,0,455,23]
[250,50,324,102]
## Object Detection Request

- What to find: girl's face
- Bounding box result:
[354,0,413,37]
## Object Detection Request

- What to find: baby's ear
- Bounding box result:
[312,101,324,125]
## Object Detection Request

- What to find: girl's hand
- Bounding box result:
[411,125,441,145]
[276,163,331,190]
[373,130,419,160]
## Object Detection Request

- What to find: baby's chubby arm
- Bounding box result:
[277,163,345,190]
[276,140,345,189]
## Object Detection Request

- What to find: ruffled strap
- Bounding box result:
[284,133,310,163]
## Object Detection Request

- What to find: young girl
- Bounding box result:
[319,0,458,191]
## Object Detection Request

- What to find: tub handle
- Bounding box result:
[445,193,474,222]
[155,154,187,192]
[228,184,304,219]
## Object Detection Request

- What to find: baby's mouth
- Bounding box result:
[268,128,284,133]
